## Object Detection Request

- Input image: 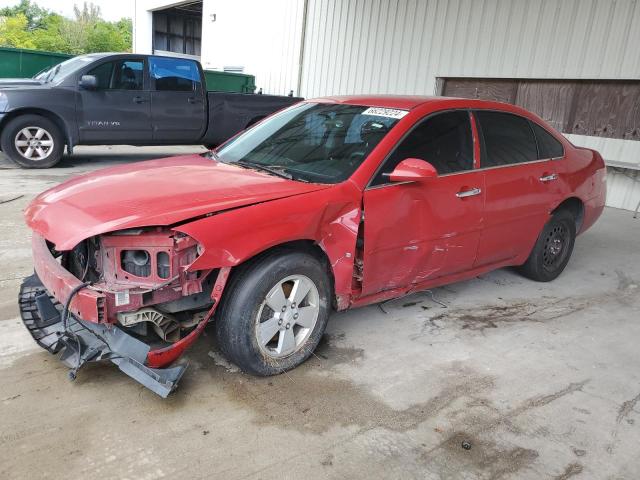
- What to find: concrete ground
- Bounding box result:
[0,146,639,480]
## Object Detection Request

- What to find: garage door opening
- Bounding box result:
[152,1,202,58]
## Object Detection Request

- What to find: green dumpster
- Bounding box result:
[0,46,256,94]
[0,47,72,78]
[203,69,256,93]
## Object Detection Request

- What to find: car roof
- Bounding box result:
[311,94,523,113]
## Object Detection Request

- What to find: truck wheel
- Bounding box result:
[1,115,65,168]
[517,210,576,282]
[214,249,331,376]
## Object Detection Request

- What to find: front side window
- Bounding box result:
[531,122,564,159]
[371,110,474,185]
[476,111,537,167]
[86,60,144,90]
[150,57,200,91]
[215,103,401,184]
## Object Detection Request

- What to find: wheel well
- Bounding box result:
[230,240,337,307]
[0,108,70,149]
[552,197,584,232]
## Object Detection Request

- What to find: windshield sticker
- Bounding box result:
[362,107,409,119]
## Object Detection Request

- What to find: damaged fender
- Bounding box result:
[176,181,363,310]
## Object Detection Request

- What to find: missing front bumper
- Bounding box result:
[19,274,186,398]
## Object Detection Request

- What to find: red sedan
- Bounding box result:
[20,96,606,396]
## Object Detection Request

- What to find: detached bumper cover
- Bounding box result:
[19,274,186,398]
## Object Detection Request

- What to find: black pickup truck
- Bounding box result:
[0,53,301,168]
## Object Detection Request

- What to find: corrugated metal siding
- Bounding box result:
[299,0,640,210]
[566,134,640,211]
[300,0,640,97]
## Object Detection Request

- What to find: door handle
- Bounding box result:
[187,97,201,104]
[456,187,482,198]
[539,173,558,183]
[133,96,147,104]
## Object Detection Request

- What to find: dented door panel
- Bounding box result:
[361,170,485,296]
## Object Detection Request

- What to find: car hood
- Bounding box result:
[25,154,331,250]
[0,78,44,87]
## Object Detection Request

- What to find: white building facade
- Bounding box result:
[133,0,640,211]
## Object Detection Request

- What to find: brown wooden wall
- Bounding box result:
[440,78,640,141]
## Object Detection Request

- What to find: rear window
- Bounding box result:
[150,57,200,92]
[476,111,538,167]
[531,122,564,159]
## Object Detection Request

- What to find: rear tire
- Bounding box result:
[1,114,65,168]
[518,210,576,282]
[214,250,331,376]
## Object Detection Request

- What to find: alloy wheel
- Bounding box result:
[254,274,320,358]
[14,127,54,161]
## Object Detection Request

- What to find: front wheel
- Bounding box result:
[214,250,331,376]
[518,210,576,282]
[0,114,65,168]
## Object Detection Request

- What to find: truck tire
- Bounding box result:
[517,210,576,282]
[1,114,65,168]
[214,249,331,376]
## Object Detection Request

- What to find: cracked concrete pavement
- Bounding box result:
[1,146,639,479]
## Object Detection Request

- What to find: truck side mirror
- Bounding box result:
[79,75,98,90]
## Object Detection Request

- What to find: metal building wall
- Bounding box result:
[202,0,305,96]
[299,0,640,210]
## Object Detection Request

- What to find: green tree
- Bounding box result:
[0,1,132,54]
[0,13,35,49]
[0,0,50,30]
[31,14,70,53]
[86,21,129,53]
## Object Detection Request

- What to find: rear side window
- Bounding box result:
[150,57,200,92]
[372,110,473,184]
[531,122,564,159]
[476,111,537,167]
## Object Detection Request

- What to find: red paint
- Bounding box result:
[25,154,330,251]
[388,158,438,182]
[25,95,606,368]
[31,232,106,322]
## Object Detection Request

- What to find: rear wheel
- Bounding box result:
[518,210,576,282]
[1,114,65,168]
[214,250,331,375]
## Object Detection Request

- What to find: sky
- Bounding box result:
[0,0,134,21]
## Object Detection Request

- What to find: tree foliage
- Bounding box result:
[0,0,132,54]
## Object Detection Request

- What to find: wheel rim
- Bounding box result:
[14,127,54,161]
[254,274,320,359]
[542,223,569,270]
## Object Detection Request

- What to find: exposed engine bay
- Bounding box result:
[61,228,215,347]
[19,227,230,397]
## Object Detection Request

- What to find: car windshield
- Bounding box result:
[33,55,98,83]
[215,102,403,184]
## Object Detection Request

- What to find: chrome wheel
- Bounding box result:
[255,274,319,359]
[14,127,54,161]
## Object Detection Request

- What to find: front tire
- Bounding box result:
[518,210,576,282]
[1,114,65,168]
[214,249,331,376]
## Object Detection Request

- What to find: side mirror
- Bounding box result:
[388,158,438,183]
[79,75,97,89]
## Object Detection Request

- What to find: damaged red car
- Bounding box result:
[20,96,606,396]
